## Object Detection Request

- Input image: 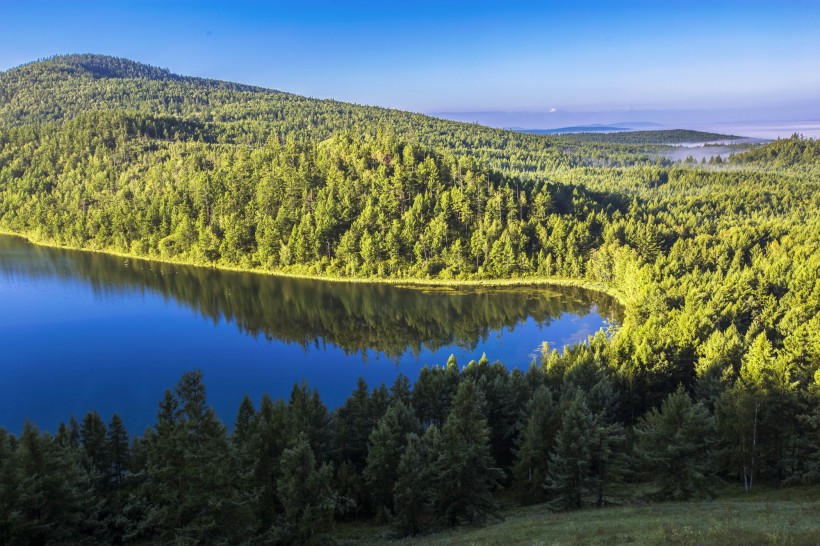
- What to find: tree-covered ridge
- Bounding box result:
[558,129,739,144]
[0,55,669,175]
[730,133,820,171]
[0,111,626,281]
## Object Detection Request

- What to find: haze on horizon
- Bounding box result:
[2,1,819,133]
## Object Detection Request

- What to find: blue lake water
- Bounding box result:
[0,235,618,435]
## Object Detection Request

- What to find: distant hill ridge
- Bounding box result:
[9,54,184,81]
[1,54,689,176]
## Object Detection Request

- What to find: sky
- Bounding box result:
[1,1,819,130]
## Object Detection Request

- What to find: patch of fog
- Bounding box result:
[696,121,820,140]
[662,144,747,162]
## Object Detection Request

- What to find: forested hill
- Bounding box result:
[561,129,738,144]
[0,54,666,175]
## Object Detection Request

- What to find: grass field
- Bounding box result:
[336,485,820,545]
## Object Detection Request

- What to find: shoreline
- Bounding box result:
[0,228,628,306]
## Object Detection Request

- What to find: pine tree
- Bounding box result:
[513,385,558,502]
[336,377,371,467]
[254,394,291,529]
[288,381,332,463]
[175,371,253,542]
[233,394,257,450]
[392,433,429,536]
[106,414,130,490]
[102,413,131,546]
[0,428,20,544]
[363,401,422,516]
[389,373,412,406]
[81,411,109,481]
[14,422,99,543]
[544,390,594,511]
[432,379,503,526]
[276,433,336,544]
[635,386,715,500]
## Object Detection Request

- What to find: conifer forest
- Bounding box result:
[0,55,818,545]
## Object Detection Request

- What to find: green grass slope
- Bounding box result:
[341,486,820,546]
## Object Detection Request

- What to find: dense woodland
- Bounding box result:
[545,129,736,145]
[0,55,819,544]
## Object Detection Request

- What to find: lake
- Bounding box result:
[0,235,618,435]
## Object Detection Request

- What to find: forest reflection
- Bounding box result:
[0,235,620,358]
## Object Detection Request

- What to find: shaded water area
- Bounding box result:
[0,235,619,434]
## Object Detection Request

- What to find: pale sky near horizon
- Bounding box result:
[1,1,819,127]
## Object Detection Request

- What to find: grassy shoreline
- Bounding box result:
[0,228,628,306]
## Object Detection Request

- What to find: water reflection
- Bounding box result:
[0,235,620,359]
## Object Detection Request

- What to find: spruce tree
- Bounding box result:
[389,373,412,406]
[392,433,430,536]
[288,381,332,463]
[545,390,594,511]
[363,401,422,516]
[513,385,558,502]
[81,411,109,481]
[336,377,371,469]
[0,428,20,544]
[635,386,715,500]
[276,433,336,544]
[233,394,257,450]
[254,394,289,533]
[106,414,130,490]
[432,379,503,526]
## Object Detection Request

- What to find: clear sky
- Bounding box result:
[1,1,819,126]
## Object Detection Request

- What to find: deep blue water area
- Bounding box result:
[0,235,618,435]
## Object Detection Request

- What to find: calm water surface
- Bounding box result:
[0,235,618,434]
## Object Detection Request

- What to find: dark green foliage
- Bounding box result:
[129,372,254,543]
[432,380,504,526]
[513,385,558,502]
[287,381,332,463]
[392,433,431,536]
[635,387,716,500]
[106,414,129,490]
[363,401,422,516]
[80,411,108,486]
[389,373,413,407]
[9,422,99,544]
[555,129,738,144]
[545,390,595,511]
[276,433,336,545]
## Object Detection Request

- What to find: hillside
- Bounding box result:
[0,54,664,175]
[561,129,739,144]
[342,485,820,545]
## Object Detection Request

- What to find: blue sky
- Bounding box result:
[1,1,819,127]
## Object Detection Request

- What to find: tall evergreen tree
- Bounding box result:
[80,411,109,480]
[392,433,430,536]
[432,379,503,526]
[513,385,558,502]
[545,390,594,511]
[363,401,422,516]
[276,433,337,545]
[635,386,715,500]
[106,414,129,490]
